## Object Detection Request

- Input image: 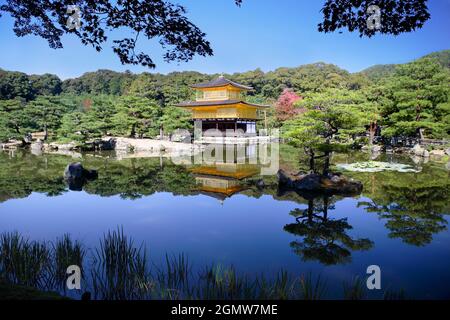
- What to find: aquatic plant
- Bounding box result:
[91,228,151,300]
[197,264,256,300]
[0,232,52,290]
[53,234,85,291]
[343,276,366,300]
[336,161,421,173]
[298,273,327,300]
[383,287,407,300]
[0,230,411,300]
[154,253,192,299]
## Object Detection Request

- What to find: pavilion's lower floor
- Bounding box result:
[194,119,257,137]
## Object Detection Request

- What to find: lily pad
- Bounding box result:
[335,161,421,173]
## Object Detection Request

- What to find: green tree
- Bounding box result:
[26,96,68,140]
[283,89,370,173]
[382,58,450,139]
[82,96,116,138]
[112,96,162,138]
[0,99,29,142]
[160,106,192,135]
[29,74,62,96]
[57,112,88,143]
[0,71,33,100]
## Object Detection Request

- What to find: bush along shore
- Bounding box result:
[0,229,408,300]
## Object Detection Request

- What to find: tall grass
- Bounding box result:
[0,232,52,290]
[0,230,409,300]
[53,234,85,291]
[154,253,192,299]
[298,273,327,300]
[196,264,255,300]
[91,228,150,300]
[343,276,366,300]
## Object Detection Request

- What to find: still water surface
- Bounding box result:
[0,144,449,299]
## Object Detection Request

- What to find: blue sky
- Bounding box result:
[0,0,449,79]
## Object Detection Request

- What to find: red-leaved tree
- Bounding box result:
[275,89,304,122]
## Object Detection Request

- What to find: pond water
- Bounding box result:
[0,144,449,299]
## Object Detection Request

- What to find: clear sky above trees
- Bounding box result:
[0,0,449,78]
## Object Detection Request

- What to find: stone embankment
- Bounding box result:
[362,143,450,159]
[26,137,204,158]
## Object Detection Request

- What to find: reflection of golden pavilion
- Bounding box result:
[190,163,259,200]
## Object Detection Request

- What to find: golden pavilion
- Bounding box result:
[177,76,269,137]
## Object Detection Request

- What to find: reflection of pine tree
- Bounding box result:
[358,184,448,246]
[284,196,373,265]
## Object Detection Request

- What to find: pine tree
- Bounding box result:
[26,96,67,140]
[112,96,162,138]
[383,58,450,139]
[283,89,370,173]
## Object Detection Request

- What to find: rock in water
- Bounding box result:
[277,169,362,196]
[64,162,98,191]
[256,179,265,189]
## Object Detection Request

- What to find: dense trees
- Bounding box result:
[0,50,449,144]
[62,70,134,95]
[26,96,70,140]
[381,58,450,138]
[112,96,162,138]
[0,71,32,100]
[0,99,28,142]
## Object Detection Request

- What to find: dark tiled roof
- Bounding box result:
[177,99,269,108]
[191,76,253,90]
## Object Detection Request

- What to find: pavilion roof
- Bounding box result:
[191,76,253,91]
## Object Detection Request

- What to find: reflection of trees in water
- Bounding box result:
[284,195,373,265]
[358,185,449,246]
[0,151,197,201]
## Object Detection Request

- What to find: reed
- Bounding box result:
[0,232,52,290]
[298,273,327,300]
[0,230,409,300]
[383,288,407,300]
[91,228,150,300]
[153,253,192,299]
[53,234,85,291]
[196,264,256,300]
[343,276,366,300]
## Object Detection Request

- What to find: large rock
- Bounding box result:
[30,140,43,156]
[429,149,446,157]
[278,169,363,196]
[64,162,98,191]
[31,140,43,151]
[412,144,429,157]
